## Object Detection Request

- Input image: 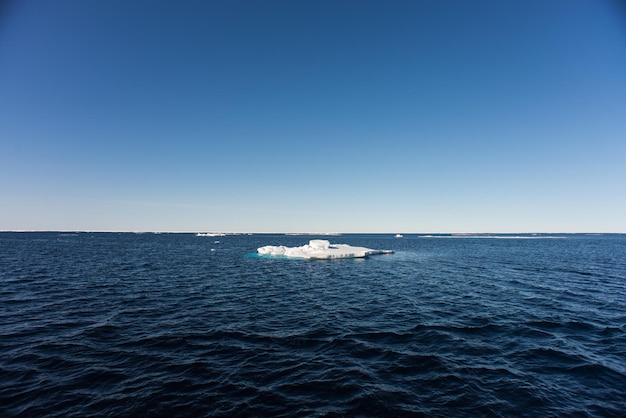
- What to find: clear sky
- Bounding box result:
[1,0,625,233]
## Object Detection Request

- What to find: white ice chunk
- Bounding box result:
[257,239,393,260]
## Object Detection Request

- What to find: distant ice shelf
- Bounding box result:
[257,239,394,260]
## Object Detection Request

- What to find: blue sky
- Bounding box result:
[1,0,625,232]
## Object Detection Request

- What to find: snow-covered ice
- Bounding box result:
[257,239,394,260]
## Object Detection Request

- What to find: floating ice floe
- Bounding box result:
[257,239,394,260]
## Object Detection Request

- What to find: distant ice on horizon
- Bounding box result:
[257,240,393,260]
[416,234,566,239]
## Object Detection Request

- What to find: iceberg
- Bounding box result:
[257,239,394,260]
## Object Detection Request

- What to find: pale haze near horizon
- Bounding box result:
[1,1,625,233]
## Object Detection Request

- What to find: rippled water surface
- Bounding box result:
[1,232,625,417]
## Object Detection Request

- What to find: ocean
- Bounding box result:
[1,232,625,417]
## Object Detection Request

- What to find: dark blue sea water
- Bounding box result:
[1,232,625,417]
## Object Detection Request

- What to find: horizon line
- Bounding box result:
[1,230,624,235]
